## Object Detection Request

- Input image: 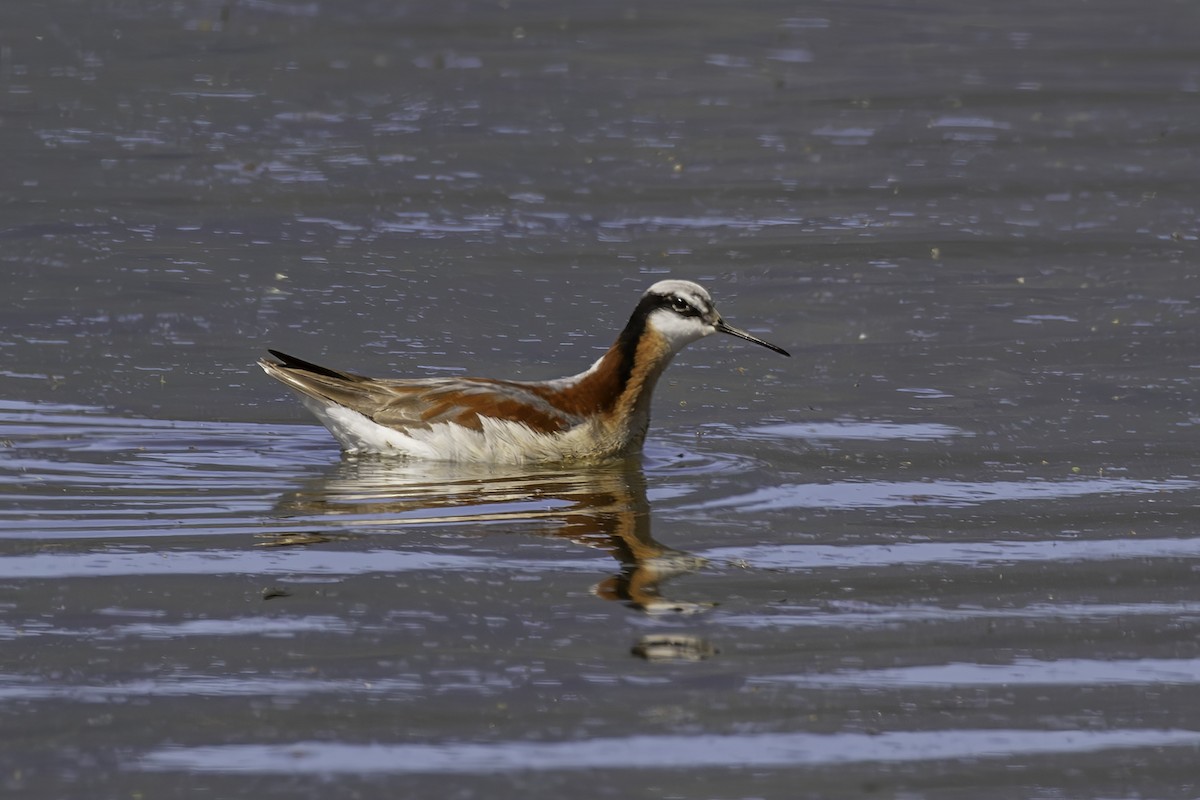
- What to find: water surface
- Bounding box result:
[5,1,1200,798]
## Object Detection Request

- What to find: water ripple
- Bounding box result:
[685,476,1196,512]
[751,657,1200,689]
[0,548,597,580]
[704,536,1200,571]
[721,600,1200,630]
[746,420,971,441]
[134,728,1200,775]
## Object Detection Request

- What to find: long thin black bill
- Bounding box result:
[715,320,790,357]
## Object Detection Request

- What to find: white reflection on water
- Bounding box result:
[746,420,969,440]
[704,536,1200,570]
[6,532,1198,582]
[0,614,352,642]
[686,476,1196,511]
[721,600,1200,630]
[0,674,424,702]
[599,215,803,231]
[0,549,596,580]
[751,657,1200,689]
[135,727,1200,775]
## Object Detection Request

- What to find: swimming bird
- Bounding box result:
[259,279,789,464]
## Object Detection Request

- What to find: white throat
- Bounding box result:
[645,307,714,354]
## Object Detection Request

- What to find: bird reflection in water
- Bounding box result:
[261,458,711,614]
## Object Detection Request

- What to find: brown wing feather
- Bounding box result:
[261,353,581,435]
[373,379,580,434]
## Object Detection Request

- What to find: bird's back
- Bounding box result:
[258,351,619,462]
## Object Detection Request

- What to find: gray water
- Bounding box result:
[5,1,1200,797]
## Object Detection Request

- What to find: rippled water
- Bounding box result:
[7,391,1200,797]
[6,0,1200,797]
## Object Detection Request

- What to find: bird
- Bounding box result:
[259,279,789,464]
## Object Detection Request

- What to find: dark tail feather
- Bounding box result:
[267,350,359,381]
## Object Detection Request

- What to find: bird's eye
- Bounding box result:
[669,297,692,314]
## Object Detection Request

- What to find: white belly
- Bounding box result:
[304,401,624,464]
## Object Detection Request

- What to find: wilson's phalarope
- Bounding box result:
[259,279,789,463]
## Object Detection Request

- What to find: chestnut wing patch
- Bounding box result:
[372,379,580,435]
